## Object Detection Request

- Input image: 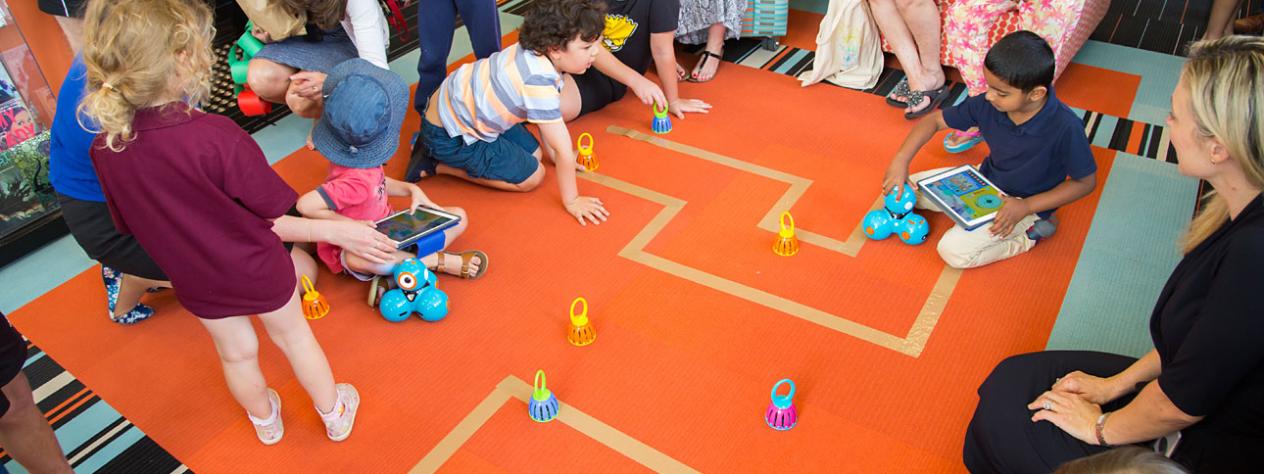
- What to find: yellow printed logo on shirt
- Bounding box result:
[602,14,638,52]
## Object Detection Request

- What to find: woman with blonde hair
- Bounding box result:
[80,0,361,444]
[962,35,1264,472]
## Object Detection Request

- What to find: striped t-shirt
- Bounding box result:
[437,43,563,144]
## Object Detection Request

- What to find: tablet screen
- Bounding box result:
[375,209,457,244]
[921,168,1004,223]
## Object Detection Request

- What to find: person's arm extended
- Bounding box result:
[296,189,347,221]
[385,177,439,212]
[537,120,609,225]
[650,31,711,118]
[882,111,950,193]
[270,215,397,263]
[591,48,668,108]
[650,31,680,105]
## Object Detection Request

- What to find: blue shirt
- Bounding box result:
[48,56,105,202]
[941,88,1096,217]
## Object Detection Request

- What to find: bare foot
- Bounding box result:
[306,122,316,150]
[692,48,723,82]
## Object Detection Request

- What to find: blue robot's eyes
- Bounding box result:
[398,272,419,291]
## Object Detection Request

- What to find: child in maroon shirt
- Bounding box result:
[80,0,358,445]
[296,59,488,299]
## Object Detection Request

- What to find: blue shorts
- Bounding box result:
[421,120,540,185]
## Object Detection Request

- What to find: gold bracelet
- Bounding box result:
[1095,412,1112,447]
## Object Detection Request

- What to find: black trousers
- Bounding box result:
[964,350,1140,473]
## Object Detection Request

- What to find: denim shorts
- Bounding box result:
[421,120,540,185]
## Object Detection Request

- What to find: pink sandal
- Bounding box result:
[944,129,984,154]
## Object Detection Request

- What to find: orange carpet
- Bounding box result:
[10,61,1136,472]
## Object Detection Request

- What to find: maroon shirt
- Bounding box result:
[91,104,297,318]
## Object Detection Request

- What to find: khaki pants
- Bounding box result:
[909,168,1039,269]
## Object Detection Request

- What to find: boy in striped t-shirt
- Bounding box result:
[408,0,610,226]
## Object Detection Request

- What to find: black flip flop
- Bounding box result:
[885,77,911,108]
[686,51,723,83]
[904,84,950,120]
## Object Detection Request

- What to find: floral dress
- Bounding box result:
[677,0,747,44]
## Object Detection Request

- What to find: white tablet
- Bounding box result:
[374,207,461,249]
[915,165,1007,231]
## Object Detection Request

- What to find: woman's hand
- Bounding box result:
[629,76,668,109]
[251,24,273,44]
[289,71,328,101]
[1028,391,1104,445]
[1052,371,1124,405]
[669,98,712,119]
[564,196,610,226]
[321,219,397,264]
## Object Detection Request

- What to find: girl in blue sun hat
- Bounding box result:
[296,59,489,299]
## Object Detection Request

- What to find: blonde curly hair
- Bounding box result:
[78,0,215,151]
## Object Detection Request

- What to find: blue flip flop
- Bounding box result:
[944,129,983,153]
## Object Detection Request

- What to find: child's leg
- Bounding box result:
[935,214,1039,269]
[344,248,415,277]
[291,247,318,286]
[198,315,272,418]
[115,273,168,317]
[0,373,72,473]
[434,130,546,192]
[415,207,485,277]
[255,291,338,413]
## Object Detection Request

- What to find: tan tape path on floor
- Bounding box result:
[411,128,965,472]
[411,376,699,473]
[595,126,962,358]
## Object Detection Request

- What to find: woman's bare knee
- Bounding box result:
[246,60,293,102]
[285,87,321,118]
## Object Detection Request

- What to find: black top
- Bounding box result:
[1151,193,1264,471]
[600,0,679,75]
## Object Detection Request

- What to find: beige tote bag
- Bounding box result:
[799,0,883,90]
[236,0,308,42]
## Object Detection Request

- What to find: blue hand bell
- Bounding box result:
[529,370,560,422]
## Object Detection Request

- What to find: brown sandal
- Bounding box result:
[435,250,489,279]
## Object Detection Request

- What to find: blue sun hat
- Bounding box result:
[311,58,408,168]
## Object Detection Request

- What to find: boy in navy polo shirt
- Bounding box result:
[881,31,1097,269]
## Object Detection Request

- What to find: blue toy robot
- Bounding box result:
[379,258,450,323]
[862,185,929,246]
[897,213,929,245]
[883,184,917,216]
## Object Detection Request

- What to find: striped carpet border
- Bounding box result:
[716,40,1179,163]
[3,342,189,474]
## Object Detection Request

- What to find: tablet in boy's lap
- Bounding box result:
[375,207,461,249]
[916,165,1006,231]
